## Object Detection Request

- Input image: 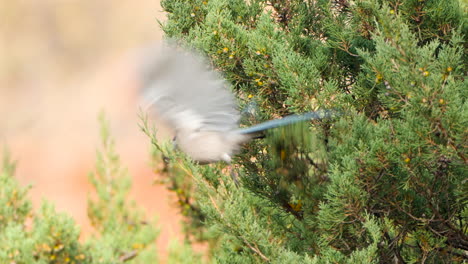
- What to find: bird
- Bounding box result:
[141,42,333,164]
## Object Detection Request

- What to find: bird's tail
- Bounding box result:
[236,110,336,136]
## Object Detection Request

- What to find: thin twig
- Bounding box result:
[119,251,137,262]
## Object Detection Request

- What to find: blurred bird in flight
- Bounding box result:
[142,42,333,164]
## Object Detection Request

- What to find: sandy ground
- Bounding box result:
[0,0,191,262]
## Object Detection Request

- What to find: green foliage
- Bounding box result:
[85,114,159,263]
[0,116,159,263]
[153,0,467,262]
[0,153,31,230]
[167,240,203,264]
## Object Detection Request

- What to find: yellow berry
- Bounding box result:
[42,244,51,252]
[390,10,395,14]
[280,149,286,160]
[439,99,445,104]
[376,74,383,82]
[132,243,144,249]
[289,200,302,212]
[222,47,229,53]
[446,66,452,72]
[248,94,254,99]
[404,158,411,163]
[423,71,429,77]
[54,244,64,251]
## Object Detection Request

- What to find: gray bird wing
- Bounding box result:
[142,43,240,133]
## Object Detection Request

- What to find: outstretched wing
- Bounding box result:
[141,43,239,133]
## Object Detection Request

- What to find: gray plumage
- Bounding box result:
[142,43,331,164]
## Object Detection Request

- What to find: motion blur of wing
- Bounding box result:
[140,43,240,133]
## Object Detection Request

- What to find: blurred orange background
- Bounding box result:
[0,0,185,261]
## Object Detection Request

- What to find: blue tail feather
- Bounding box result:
[237,110,335,135]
